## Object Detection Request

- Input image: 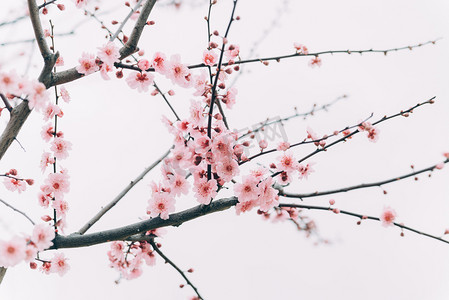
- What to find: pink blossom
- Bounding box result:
[3,177,26,193]
[367,127,380,142]
[0,237,27,267]
[309,56,322,68]
[41,123,54,142]
[147,192,175,220]
[50,252,70,276]
[0,71,18,93]
[100,63,113,80]
[76,52,99,75]
[55,56,64,67]
[380,207,397,227]
[278,151,299,173]
[202,50,218,66]
[258,177,279,212]
[59,86,70,103]
[277,141,290,151]
[216,159,239,182]
[435,163,444,170]
[166,55,191,87]
[45,172,70,199]
[225,44,240,60]
[259,140,268,149]
[51,138,72,160]
[53,199,69,218]
[293,43,309,54]
[235,200,258,215]
[234,176,260,202]
[250,167,268,181]
[298,163,314,179]
[193,70,209,96]
[43,103,63,121]
[166,174,190,197]
[31,224,55,251]
[73,0,89,9]
[137,59,151,71]
[194,136,212,154]
[222,87,237,109]
[152,52,168,74]
[126,71,154,92]
[193,178,218,204]
[28,81,49,111]
[38,192,51,208]
[97,41,120,66]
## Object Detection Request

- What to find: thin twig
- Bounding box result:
[77,149,171,234]
[0,198,36,225]
[278,203,449,245]
[149,239,204,300]
[110,0,144,41]
[279,159,448,199]
[0,94,12,112]
[116,39,441,73]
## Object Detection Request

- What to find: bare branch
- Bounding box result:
[0,102,32,160]
[149,239,204,300]
[0,94,12,112]
[0,198,36,225]
[278,203,449,245]
[279,160,448,199]
[110,0,144,42]
[0,267,6,285]
[119,0,156,58]
[53,197,238,249]
[77,149,171,234]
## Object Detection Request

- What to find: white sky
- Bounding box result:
[0,0,449,299]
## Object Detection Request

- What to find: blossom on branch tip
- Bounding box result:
[97,42,120,66]
[76,52,99,76]
[126,71,154,92]
[380,207,397,227]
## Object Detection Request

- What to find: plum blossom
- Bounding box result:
[0,237,27,267]
[59,86,70,103]
[137,59,151,71]
[126,71,154,92]
[202,50,218,66]
[234,176,260,202]
[166,55,191,87]
[97,42,120,66]
[152,52,168,74]
[309,56,322,67]
[76,52,99,75]
[28,81,49,111]
[147,192,175,220]
[193,178,218,204]
[380,207,397,227]
[73,0,89,8]
[31,224,55,251]
[50,253,70,276]
[44,172,70,199]
[225,44,240,60]
[3,177,26,193]
[293,43,309,54]
[50,138,72,160]
[43,103,63,121]
[216,159,239,182]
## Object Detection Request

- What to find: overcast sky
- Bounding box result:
[1,0,449,299]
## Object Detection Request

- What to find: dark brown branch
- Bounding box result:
[0,94,12,112]
[279,160,449,199]
[0,198,36,225]
[116,39,440,73]
[296,97,435,165]
[77,149,171,234]
[278,203,449,245]
[119,0,156,58]
[53,197,238,249]
[110,0,144,42]
[149,239,204,300]
[0,102,32,160]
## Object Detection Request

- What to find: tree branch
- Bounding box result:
[53,197,238,249]
[278,203,449,245]
[77,149,171,234]
[149,239,204,300]
[0,198,36,225]
[279,160,448,199]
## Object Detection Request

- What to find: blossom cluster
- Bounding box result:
[107,229,167,280]
[0,224,64,272]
